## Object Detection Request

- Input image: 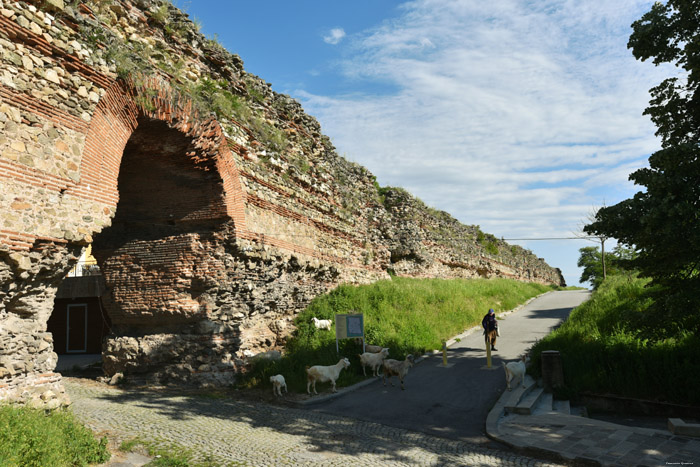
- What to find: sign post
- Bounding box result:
[335,313,364,354]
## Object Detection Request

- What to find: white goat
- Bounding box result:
[306,357,351,394]
[382,354,414,390]
[502,355,528,391]
[352,338,383,353]
[364,343,383,353]
[269,374,287,397]
[312,317,332,330]
[359,348,390,377]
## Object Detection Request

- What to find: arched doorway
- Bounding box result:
[92,115,230,329]
[80,79,246,384]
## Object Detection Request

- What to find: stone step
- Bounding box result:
[532,391,553,415]
[553,398,571,415]
[514,386,545,415]
[668,418,700,438]
[503,376,537,413]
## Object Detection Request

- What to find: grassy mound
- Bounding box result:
[530,273,700,405]
[0,405,110,466]
[242,277,552,393]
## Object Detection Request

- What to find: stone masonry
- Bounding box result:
[0,0,564,407]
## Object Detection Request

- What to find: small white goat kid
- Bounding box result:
[312,317,332,330]
[502,355,528,391]
[269,374,287,397]
[306,357,351,394]
[359,348,389,377]
[382,354,414,390]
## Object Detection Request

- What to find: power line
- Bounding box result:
[502,237,599,241]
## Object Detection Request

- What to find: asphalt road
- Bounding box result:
[309,290,591,445]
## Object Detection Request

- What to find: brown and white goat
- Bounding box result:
[382,354,414,390]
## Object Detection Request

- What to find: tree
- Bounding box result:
[574,205,609,281]
[577,245,637,289]
[577,246,606,289]
[585,0,700,323]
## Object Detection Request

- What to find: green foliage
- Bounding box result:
[253,118,288,153]
[585,0,700,320]
[485,241,499,256]
[119,437,226,466]
[86,0,113,13]
[244,76,266,104]
[105,43,144,79]
[239,278,551,393]
[0,405,110,466]
[530,273,700,404]
[185,76,288,151]
[577,245,637,289]
[151,4,170,25]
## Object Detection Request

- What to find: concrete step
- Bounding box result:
[553,398,571,415]
[514,386,545,415]
[668,418,700,438]
[532,392,553,415]
[503,376,536,413]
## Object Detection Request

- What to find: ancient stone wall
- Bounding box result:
[377,188,565,285]
[0,0,563,406]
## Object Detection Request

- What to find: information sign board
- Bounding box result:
[334,313,364,353]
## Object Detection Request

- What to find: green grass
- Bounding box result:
[240,277,551,393]
[119,437,234,467]
[530,273,700,405]
[0,405,110,466]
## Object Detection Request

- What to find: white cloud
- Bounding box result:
[323,28,346,45]
[295,0,675,286]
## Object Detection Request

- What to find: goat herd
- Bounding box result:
[269,316,527,398]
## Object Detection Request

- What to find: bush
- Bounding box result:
[530,273,700,404]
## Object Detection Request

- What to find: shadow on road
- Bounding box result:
[81,380,509,466]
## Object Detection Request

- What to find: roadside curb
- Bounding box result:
[295,376,380,406]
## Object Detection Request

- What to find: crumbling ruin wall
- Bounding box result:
[0,0,563,406]
[377,188,565,285]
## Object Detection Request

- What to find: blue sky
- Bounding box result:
[173,0,672,287]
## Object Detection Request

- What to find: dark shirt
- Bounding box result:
[482,313,497,331]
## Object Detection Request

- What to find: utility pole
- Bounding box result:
[601,237,606,279]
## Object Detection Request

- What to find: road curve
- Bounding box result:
[309,290,591,445]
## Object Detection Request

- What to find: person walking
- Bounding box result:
[482,308,498,351]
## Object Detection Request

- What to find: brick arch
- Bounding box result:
[69,77,246,230]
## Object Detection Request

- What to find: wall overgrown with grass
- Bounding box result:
[530,273,700,405]
[241,277,551,393]
[0,405,110,466]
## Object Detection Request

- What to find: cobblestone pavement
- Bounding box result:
[65,378,563,466]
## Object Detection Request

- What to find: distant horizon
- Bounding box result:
[174,0,672,287]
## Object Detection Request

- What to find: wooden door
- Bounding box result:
[66,304,87,353]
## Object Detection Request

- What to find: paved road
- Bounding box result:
[66,379,563,466]
[65,290,588,466]
[309,290,591,445]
